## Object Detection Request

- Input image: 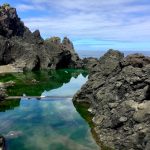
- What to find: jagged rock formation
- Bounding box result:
[44,37,82,69]
[0,4,82,71]
[73,50,150,150]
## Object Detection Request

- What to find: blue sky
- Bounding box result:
[1,0,150,51]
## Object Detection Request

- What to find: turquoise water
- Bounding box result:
[0,70,99,150]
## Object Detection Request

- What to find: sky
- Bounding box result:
[1,0,150,51]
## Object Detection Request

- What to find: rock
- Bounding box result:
[0,81,15,88]
[0,4,26,38]
[82,57,99,70]
[119,116,128,122]
[5,130,23,139]
[73,50,150,150]
[31,79,39,84]
[0,4,82,71]
[121,54,150,68]
[133,101,150,123]
[0,64,23,73]
[0,136,6,150]
[0,88,6,101]
[44,37,83,69]
[0,81,15,100]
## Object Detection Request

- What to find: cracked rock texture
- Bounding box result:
[73,50,150,150]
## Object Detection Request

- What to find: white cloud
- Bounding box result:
[16,4,44,11]
[15,0,150,49]
[16,4,34,11]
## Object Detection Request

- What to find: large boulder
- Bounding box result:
[0,4,82,71]
[73,50,150,150]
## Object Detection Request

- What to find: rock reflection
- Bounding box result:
[0,69,88,96]
[0,69,100,150]
[0,99,20,112]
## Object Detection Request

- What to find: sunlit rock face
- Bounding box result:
[73,50,150,150]
[0,4,83,71]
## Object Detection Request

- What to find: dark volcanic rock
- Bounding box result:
[73,49,150,150]
[0,4,27,38]
[82,57,99,70]
[0,136,6,150]
[44,37,83,69]
[0,4,82,71]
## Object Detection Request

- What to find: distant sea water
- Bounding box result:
[77,50,150,58]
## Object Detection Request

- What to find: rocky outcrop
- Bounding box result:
[44,37,83,69]
[0,4,82,71]
[73,50,150,150]
[82,57,99,70]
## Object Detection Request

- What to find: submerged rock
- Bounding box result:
[0,4,82,72]
[0,88,6,101]
[5,131,23,139]
[73,49,150,150]
[0,136,6,150]
[0,81,15,100]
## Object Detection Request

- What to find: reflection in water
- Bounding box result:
[0,99,99,150]
[0,69,88,96]
[42,74,88,97]
[0,69,99,150]
[0,99,20,112]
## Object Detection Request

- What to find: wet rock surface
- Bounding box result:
[0,136,6,150]
[0,4,82,71]
[73,50,150,150]
[0,81,15,101]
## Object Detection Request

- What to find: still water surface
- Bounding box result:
[0,69,99,150]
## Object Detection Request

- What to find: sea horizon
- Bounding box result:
[77,50,150,58]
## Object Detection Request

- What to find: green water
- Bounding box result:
[0,69,100,150]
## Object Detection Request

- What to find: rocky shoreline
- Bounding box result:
[73,50,150,150]
[0,3,150,150]
[0,3,83,103]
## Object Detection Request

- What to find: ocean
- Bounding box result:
[77,50,150,58]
